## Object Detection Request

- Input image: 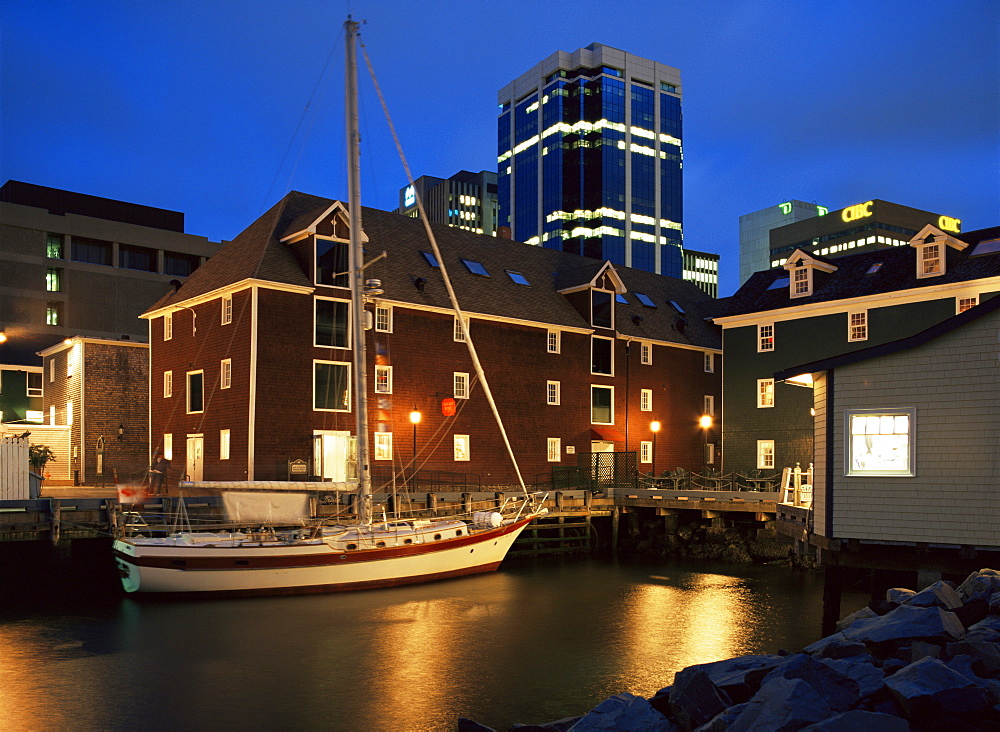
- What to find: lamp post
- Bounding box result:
[650,420,661,474]
[699,414,713,466]
[409,409,421,484]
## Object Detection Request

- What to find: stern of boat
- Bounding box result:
[113,540,143,593]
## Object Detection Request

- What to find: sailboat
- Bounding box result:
[112,18,547,595]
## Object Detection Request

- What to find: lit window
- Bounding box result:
[848,311,868,342]
[375,304,392,332]
[640,441,652,463]
[757,379,774,408]
[704,395,715,416]
[758,324,774,352]
[547,381,560,405]
[547,437,561,462]
[591,385,613,425]
[919,244,942,277]
[640,389,652,411]
[847,409,914,476]
[374,432,393,461]
[454,316,468,342]
[164,312,173,341]
[957,296,978,313]
[163,434,173,460]
[163,370,173,398]
[186,371,204,414]
[506,270,530,286]
[221,359,232,389]
[704,352,715,373]
[220,429,231,460]
[454,434,470,461]
[757,440,775,470]
[640,342,652,365]
[375,365,393,394]
[46,302,62,326]
[314,361,350,411]
[547,330,560,353]
[46,268,61,292]
[46,234,64,259]
[221,295,233,325]
[454,372,469,399]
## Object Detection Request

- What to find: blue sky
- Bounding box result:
[2,0,997,296]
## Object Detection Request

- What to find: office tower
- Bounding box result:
[395,170,498,236]
[739,201,828,285]
[498,44,683,277]
[682,248,719,298]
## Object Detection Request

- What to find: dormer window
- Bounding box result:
[917,240,943,277]
[909,226,966,279]
[791,265,811,297]
[782,249,837,299]
[591,289,613,329]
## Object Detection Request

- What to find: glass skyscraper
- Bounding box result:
[497,44,683,277]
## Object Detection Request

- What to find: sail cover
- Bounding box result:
[221,492,310,524]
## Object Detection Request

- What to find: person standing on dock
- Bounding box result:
[149,453,170,495]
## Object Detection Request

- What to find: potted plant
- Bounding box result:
[29,444,56,477]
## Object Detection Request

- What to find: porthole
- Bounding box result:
[434,534,442,541]
[404,538,413,545]
[456,530,463,536]
[376,541,386,548]
[347,543,358,550]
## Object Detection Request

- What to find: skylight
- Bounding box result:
[972,239,1000,257]
[420,251,439,268]
[615,294,628,304]
[506,270,530,286]
[766,277,789,290]
[866,262,883,275]
[461,259,490,276]
[634,293,656,308]
[669,300,685,315]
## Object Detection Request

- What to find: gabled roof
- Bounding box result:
[145,191,720,350]
[716,226,1000,319]
[908,224,967,252]
[783,250,838,273]
[555,260,627,294]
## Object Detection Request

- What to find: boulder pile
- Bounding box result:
[460,568,1000,731]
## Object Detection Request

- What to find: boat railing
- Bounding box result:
[371,467,483,493]
[638,468,782,493]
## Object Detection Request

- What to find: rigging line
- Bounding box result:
[359,39,528,496]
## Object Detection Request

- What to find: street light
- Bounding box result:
[650,420,661,474]
[409,409,421,484]
[699,414,713,466]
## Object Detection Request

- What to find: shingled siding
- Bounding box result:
[826,307,1000,547]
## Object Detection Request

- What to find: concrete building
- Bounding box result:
[739,200,828,285]
[395,170,498,236]
[497,43,684,278]
[682,248,720,298]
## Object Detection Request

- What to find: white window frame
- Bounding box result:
[957,295,978,314]
[547,437,561,462]
[453,434,470,461]
[454,316,468,342]
[66,400,73,426]
[454,372,469,399]
[313,360,351,412]
[314,296,351,349]
[917,243,943,278]
[163,370,173,398]
[757,379,775,408]
[640,441,652,464]
[375,365,393,394]
[374,432,393,461]
[591,335,614,376]
[26,371,42,398]
[375,304,393,333]
[704,394,715,416]
[163,433,173,461]
[186,370,205,414]
[704,352,715,373]
[220,429,231,460]
[757,439,775,470]
[220,359,232,390]
[706,443,716,465]
[640,342,652,365]
[164,312,173,341]
[790,266,812,298]
[640,388,652,412]
[848,311,868,342]
[49,359,55,383]
[221,295,233,325]
[546,380,560,405]
[758,323,774,352]
[547,330,561,353]
[846,408,915,477]
[591,385,614,425]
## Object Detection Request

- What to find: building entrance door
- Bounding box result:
[186,435,204,482]
[313,430,353,482]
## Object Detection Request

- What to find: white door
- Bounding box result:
[314,431,352,482]
[591,440,615,486]
[186,435,204,482]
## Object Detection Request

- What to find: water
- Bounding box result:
[0,557,866,731]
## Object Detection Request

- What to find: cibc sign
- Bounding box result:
[938,216,962,233]
[841,201,874,223]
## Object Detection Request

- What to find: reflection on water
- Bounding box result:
[0,557,862,731]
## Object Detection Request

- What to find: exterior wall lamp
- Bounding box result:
[118,423,125,440]
[650,420,661,474]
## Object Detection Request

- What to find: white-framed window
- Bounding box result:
[220,429,231,460]
[547,330,560,353]
[758,323,774,352]
[374,432,393,461]
[704,352,715,373]
[847,408,915,476]
[221,295,233,325]
[790,265,811,297]
[640,441,652,464]
[454,434,470,461]
[591,289,614,328]
[314,360,350,412]
[757,379,774,408]
[49,405,55,425]
[917,243,943,277]
[186,370,204,414]
[66,400,73,426]
[454,316,468,342]
[706,443,716,465]
[640,388,652,411]
[163,370,173,398]
[375,365,392,394]
[547,437,561,462]
[756,440,775,470]
[315,297,350,348]
[640,342,652,365]
[49,359,55,383]
[547,380,560,405]
[591,335,613,375]
[848,311,868,342]
[454,372,469,399]
[591,385,614,425]
[26,372,42,397]
[375,304,393,332]
[163,433,173,461]
[957,296,978,313]
[220,359,232,390]
[164,312,173,341]
[66,347,75,378]
[704,395,715,416]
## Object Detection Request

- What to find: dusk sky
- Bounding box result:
[2,0,997,296]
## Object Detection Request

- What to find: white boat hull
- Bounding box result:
[113,516,535,595]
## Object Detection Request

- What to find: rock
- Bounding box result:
[947,640,1000,676]
[800,709,908,731]
[910,640,942,662]
[458,718,496,732]
[957,568,1000,604]
[882,658,907,675]
[670,655,785,705]
[946,654,1000,704]
[668,669,731,730]
[904,580,964,610]
[835,606,877,632]
[966,614,1000,643]
[886,587,916,604]
[841,605,966,644]
[755,654,859,713]
[991,591,1000,615]
[802,633,868,660]
[952,599,989,630]
[510,717,581,731]
[727,676,833,731]
[816,656,886,699]
[884,656,990,720]
[693,703,747,732]
[568,693,674,731]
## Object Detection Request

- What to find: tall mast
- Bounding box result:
[345,17,371,524]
